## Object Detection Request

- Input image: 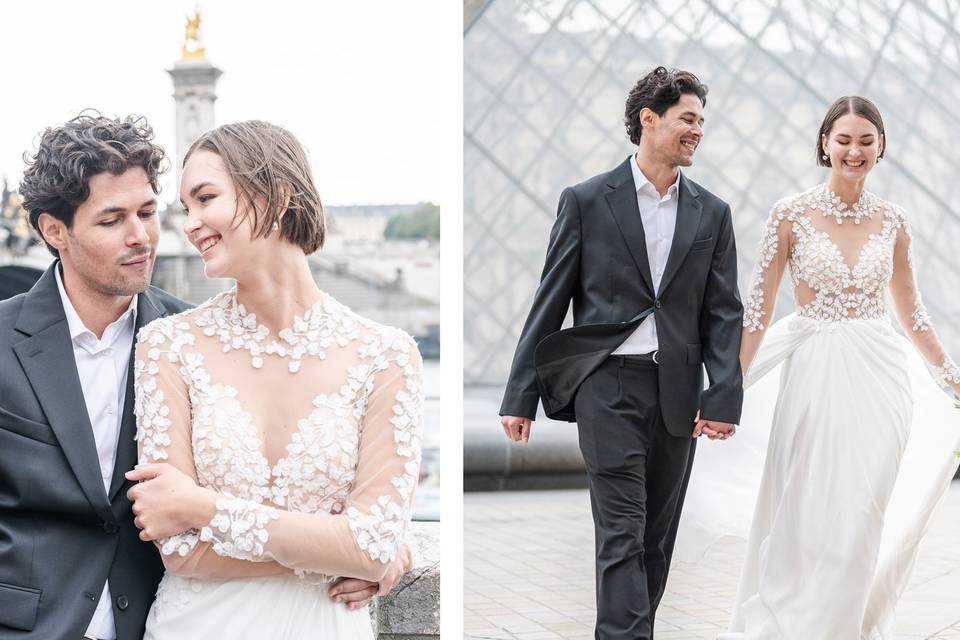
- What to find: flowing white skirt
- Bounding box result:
[143,573,374,640]
[677,314,960,640]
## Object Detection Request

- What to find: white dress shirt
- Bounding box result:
[55,266,137,640]
[612,156,681,355]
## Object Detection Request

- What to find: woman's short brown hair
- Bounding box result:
[185,120,325,254]
[816,96,886,167]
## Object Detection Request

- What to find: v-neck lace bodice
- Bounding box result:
[133,288,423,584]
[742,185,960,390]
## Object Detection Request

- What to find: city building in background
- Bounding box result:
[0,11,441,519]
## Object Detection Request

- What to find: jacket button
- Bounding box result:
[103,522,118,534]
[654,300,662,309]
[116,594,129,610]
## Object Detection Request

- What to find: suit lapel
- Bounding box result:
[12,265,112,522]
[108,289,166,501]
[604,157,655,296]
[657,174,702,296]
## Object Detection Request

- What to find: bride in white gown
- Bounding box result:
[679,96,960,639]
[125,121,422,639]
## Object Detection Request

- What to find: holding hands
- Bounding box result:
[693,411,736,440]
[502,413,735,441]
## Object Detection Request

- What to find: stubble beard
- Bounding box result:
[73,245,155,298]
[92,261,153,297]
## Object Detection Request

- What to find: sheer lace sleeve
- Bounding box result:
[134,318,288,579]
[888,210,960,394]
[190,329,424,582]
[740,203,793,375]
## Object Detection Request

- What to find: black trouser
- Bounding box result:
[574,356,697,640]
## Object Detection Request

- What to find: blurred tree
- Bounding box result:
[383,202,439,241]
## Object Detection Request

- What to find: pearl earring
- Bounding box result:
[822,154,828,160]
[273,221,280,231]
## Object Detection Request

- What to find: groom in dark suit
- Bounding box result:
[0,113,188,639]
[500,67,744,639]
[0,113,395,639]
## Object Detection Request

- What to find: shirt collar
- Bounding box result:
[631,154,681,198]
[54,262,138,346]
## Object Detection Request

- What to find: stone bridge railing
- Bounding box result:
[371,521,440,639]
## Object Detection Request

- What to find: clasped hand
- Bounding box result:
[692,412,736,440]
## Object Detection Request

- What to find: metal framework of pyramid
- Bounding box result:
[465,0,960,384]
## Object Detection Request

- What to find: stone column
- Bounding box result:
[166,59,222,194]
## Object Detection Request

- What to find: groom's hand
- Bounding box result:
[327,578,379,610]
[502,415,532,442]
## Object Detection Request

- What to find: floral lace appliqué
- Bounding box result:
[193,291,361,373]
[933,356,960,388]
[912,297,933,332]
[199,497,279,560]
[742,186,904,332]
[805,182,882,225]
[134,288,423,579]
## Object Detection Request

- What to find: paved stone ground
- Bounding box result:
[465,484,960,639]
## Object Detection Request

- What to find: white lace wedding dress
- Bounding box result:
[132,288,423,639]
[677,185,960,639]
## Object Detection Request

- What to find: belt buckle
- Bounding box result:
[652,350,660,364]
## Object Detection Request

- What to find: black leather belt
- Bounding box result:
[617,350,659,366]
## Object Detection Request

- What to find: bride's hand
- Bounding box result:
[125,463,214,541]
[327,542,413,609]
[378,542,413,597]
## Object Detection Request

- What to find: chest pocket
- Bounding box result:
[0,406,58,446]
[690,236,714,253]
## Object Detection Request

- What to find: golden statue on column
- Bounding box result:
[181,10,206,61]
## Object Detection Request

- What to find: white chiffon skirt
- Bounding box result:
[143,573,374,639]
[677,314,960,640]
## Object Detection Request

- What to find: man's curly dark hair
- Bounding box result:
[19,110,168,257]
[624,67,708,146]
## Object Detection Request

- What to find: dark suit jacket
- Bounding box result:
[500,157,744,436]
[0,263,191,639]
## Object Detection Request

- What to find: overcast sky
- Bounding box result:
[0,0,449,206]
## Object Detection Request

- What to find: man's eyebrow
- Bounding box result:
[95,199,157,216]
[96,206,126,216]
